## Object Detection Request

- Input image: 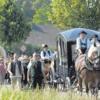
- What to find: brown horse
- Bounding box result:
[42,59,55,82]
[75,44,100,94]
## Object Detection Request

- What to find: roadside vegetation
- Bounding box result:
[0,86,97,100]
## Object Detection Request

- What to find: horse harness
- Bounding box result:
[79,55,100,74]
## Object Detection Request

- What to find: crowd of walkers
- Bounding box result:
[1,32,99,90]
[0,44,57,89]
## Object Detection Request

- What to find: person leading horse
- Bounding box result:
[40,44,57,82]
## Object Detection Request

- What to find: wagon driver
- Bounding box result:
[76,31,91,55]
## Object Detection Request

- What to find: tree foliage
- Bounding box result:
[32,0,100,30]
[48,0,100,29]
[15,0,34,22]
[0,0,5,7]
[0,0,31,47]
[32,0,51,24]
[15,0,50,24]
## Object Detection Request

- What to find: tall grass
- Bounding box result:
[0,86,98,100]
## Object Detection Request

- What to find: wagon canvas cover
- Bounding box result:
[59,28,100,42]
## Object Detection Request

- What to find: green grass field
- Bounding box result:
[0,86,98,100]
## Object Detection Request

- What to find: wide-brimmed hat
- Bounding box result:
[79,31,87,35]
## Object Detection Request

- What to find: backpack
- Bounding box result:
[43,50,51,57]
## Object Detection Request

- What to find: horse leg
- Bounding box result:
[88,82,95,95]
[78,77,83,94]
[90,78,99,97]
[84,80,89,95]
[50,61,55,81]
[94,79,99,98]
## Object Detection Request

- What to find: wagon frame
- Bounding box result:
[56,28,100,85]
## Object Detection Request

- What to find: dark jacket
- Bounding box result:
[33,61,43,79]
[11,60,22,75]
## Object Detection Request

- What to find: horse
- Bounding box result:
[42,59,55,87]
[75,43,100,95]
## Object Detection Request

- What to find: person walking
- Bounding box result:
[40,44,57,81]
[19,54,29,87]
[27,53,44,89]
[8,53,24,89]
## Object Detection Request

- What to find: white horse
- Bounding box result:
[88,43,100,68]
[87,43,100,95]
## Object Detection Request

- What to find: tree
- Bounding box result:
[14,0,50,24]
[0,0,5,7]
[32,0,51,24]
[0,0,31,47]
[32,0,100,30]
[48,0,100,29]
[15,0,34,22]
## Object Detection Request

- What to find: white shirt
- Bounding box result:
[91,39,100,46]
[27,61,32,70]
[76,37,91,50]
[41,50,52,60]
[40,50,57,60]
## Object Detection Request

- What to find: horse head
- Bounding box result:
[88,43,100,68]
[75,42,100,94]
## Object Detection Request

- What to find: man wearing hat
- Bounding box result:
[41,44,52,61]
[91,34,100,47]
[76,31,91,55]
[40,44,57,81]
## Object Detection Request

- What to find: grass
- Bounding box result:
[0,86,99,100]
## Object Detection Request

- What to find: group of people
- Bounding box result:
[0,44,57,89]
[76,31,100,55]
[0,31,100,90]
[68,31,100,85]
